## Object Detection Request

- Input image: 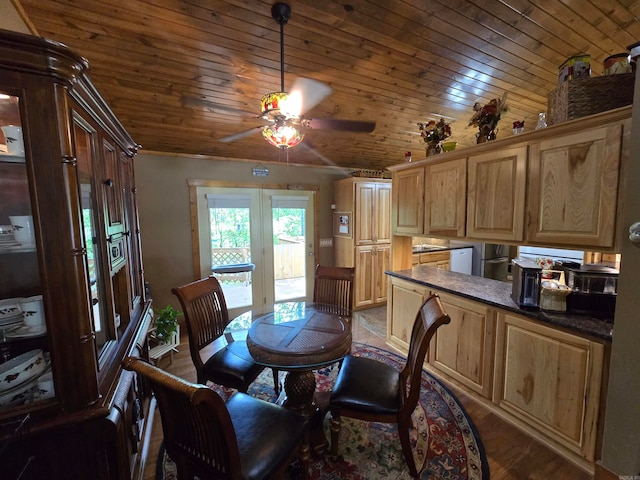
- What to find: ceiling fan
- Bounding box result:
[218,2,376,149]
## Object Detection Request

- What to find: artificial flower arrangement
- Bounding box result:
[468,92,509,141]
[417,118,452,145]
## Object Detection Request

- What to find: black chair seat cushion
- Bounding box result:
[203,341,264,389]
[227,392,308,480]
[330,355,403,415]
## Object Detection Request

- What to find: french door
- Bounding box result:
[196,186,315,318]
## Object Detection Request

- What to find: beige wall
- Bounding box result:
[134,153,350,311]
[0,0,31,34]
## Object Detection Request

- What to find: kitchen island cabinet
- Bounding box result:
[385,266,610,472]
[494,312,604,462]
[430,292,495,399]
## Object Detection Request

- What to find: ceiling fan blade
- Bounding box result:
[218,126,263,143]
[299,142,339,167]
[181,95,256,117]
[304,118,376,133]
[288,77,333,115]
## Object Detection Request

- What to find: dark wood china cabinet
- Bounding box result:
[0,29,153,479]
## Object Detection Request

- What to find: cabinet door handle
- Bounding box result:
[104,178,113,187]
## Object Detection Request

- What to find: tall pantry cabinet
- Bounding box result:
[0,30,152,479]
[334,177,391,309]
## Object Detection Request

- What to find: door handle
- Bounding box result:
[629,222,640,246]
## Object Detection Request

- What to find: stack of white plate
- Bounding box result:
[0,225,19,249]
[0,299,23,331]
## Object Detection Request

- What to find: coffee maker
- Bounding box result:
[511,258,542,309]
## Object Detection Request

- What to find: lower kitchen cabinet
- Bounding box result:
[411,250,451,269]
[429,292,495,398]
[387,278,429,351]
[386,274,608,470]
[354,244,390,309]
[494,312,605,462]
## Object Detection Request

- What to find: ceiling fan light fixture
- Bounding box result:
[262,122,304,149]
[261,91,288,118]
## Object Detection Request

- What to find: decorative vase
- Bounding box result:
[425,142,441,156]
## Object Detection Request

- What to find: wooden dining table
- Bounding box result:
[244,302,352,455]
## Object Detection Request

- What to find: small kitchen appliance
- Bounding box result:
[561,264,619,320]
[511,258,542,309]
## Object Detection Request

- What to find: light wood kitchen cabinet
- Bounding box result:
[389,107,631,254]
[425,157,467,237]
[386,277,430,351]
[392,166,424,235]
[354,243,390,308]
[334,178,391,309]
[386,272,608,469]
[494,312,605,462]
[418,250,450,270]
[466,145,527,242]
[353,180,391,244]
[412,250,451,269]
[526,124,622,248]
[429,292,495,398]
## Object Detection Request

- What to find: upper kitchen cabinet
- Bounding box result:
[352,180,391,245]
[425,157,467,237]
[392,166,424,235]
[526,124,622,248]
[466,146,527,242]
[0,30,151,479]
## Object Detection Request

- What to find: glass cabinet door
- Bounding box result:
[0,91,53,410]
[73,117,115,364]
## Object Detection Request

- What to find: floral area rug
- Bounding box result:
[156,343,490,480]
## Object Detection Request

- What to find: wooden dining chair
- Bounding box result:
[122,356,310,480]
[313,264,355,317]
[328,293,451,478]
[172,276,278,394]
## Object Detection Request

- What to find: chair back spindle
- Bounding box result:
[313,265,355,317]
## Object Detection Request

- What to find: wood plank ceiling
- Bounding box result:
[15,0,640,171]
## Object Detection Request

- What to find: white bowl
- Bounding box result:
[37,370,55,400]
[0,349,46,393]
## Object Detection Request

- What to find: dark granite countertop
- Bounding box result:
[386,266,613,341]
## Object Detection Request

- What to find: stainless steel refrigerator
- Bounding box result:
[471,243,511,281]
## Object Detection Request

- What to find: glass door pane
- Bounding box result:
[0,92,52,408]
[208,193,254,314]
[74,118,112,362]
[269,195,310,302]
[197,187,315,319]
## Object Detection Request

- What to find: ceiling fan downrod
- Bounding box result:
[271,2,291,92]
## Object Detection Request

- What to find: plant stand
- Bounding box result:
[149,325,180,366]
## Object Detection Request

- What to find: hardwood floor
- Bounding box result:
[141,307,593,480]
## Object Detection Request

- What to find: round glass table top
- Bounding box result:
[244,302,352,370]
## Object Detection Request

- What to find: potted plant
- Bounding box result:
[153,305,182,343]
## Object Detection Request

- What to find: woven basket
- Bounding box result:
[351,169,391,179]
[540,271,571,312]
[547,73,635,125]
